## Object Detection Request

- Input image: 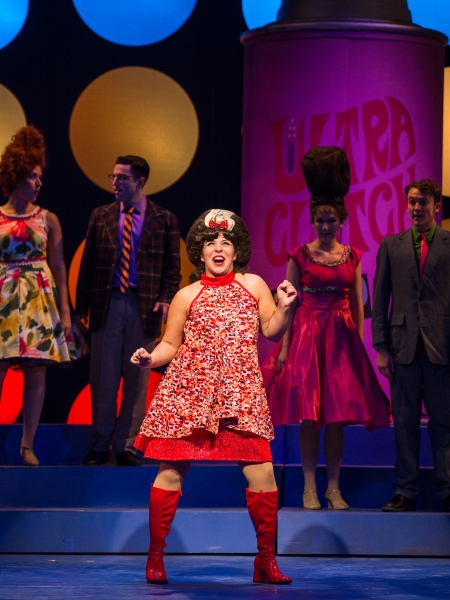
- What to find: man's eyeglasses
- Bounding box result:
[108,174,135,182]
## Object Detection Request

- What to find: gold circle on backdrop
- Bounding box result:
[443,67,450,197]
[0,84,26,154]
[68,236,192,310]
[69,67,199,194]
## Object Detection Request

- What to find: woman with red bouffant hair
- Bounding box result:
[0,125,81,466]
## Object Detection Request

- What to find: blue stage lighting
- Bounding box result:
[0,0,28,50]
[72,0,197,46]
[409,0,450,37]
[242,0,279,30]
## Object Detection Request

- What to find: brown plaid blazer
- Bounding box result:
[75,198,181,339]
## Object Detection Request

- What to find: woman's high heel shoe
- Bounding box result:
[302,490,321,510]
[325,489,349,510]
[20,447,39,466]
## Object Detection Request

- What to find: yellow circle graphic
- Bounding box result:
[0,84,26,155]
[69,67,199,195]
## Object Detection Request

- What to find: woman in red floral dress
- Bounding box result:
[131,209,297,585]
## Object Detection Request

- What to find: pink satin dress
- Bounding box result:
[261,244,390,429]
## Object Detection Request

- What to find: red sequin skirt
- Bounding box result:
[135,426,272,462]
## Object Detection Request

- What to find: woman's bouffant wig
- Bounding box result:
[186,209,251,282]
[0,125,46,196]
[301,145,350,224]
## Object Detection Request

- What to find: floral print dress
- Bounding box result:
[135,271,274,462]
[0,205,75,366]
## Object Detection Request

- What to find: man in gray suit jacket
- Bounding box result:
[372,179,450,512]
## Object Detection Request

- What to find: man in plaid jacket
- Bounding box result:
[76,155,181,466]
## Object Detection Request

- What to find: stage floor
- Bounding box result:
[0,555,449,599]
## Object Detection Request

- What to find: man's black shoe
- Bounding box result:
[382,493,416,512]
[116,450,141,467]
[440,495,450,512]
[82,450,110,466]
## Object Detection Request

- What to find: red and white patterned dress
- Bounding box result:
[135,271,273,462]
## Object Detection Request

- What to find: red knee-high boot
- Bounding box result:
[246,488,292,584]
[146,484,182,584]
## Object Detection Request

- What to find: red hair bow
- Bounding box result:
[208,219,228,229]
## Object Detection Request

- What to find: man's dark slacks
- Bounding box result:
[390,337,450,501]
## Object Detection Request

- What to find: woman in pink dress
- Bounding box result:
[131,209,297,585]
[262,147,390,510]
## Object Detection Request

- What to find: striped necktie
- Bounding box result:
[119,205,135,293]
